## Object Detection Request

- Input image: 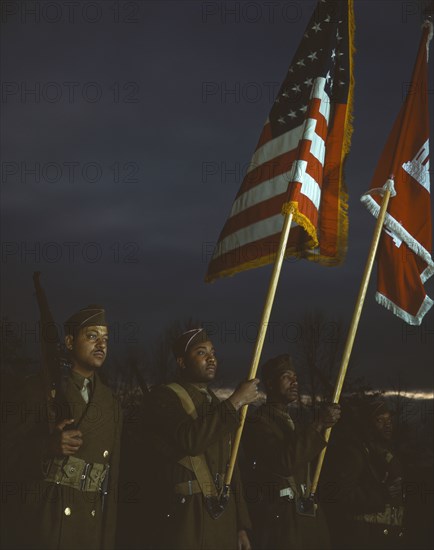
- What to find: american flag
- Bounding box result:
[206,0,354,283]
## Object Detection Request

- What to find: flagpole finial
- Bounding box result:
[384,179,397,197]
[422,18,433,60]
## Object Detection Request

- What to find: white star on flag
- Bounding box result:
[206,0,355,282]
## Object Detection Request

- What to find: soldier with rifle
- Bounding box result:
[1,274,121,550]
[143,327,258,550]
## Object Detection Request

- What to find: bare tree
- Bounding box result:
[295,311,345,405]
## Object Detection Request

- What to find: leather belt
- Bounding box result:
[174,479,202,496]
[354,504,404,527]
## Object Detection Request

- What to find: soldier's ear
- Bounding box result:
[65,334,74,351]
[176,356,186,369]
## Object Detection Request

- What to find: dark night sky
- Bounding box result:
[1,0,433,393]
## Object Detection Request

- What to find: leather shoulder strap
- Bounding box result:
[166,383,198,419]
[166,383,218,498]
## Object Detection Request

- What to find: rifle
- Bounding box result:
[33,272,68,424]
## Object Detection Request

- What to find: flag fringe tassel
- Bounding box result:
[286,0,355,266]
[361,194,434,283]
[204,238,317,283]
[335,0,355,264]
[376,292,434,326]
[281,200,319,248]
[205,0,356,283]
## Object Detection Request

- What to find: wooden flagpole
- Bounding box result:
[223,210,294,490]
[309,186,392,497]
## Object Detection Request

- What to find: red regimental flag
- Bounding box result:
[205,0,355,283]
[361,22,434,325]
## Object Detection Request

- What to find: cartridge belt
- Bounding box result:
[174,479,202,496]
[44,456,108,492]
[354,504,404,527]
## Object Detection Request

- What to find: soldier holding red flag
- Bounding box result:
[243,354,341,550]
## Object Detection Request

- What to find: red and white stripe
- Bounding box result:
[211,77,330,262]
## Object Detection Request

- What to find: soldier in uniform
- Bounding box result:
[2,305,122,550]
[144,327,258,550]
[321,399,405,550]
[243,354,341,550]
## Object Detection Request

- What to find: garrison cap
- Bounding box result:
[64,304,107,336]
[364,399,392,419]
[261,354,295,384]
[172,328,211,359]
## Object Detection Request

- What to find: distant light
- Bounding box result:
[213,387,433,402]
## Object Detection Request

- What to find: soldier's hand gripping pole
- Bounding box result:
[221,211,294,503]
[307,184,393,502]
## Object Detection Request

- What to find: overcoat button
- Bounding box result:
[91,510,96,517]
[103,450,109,458]
[64,507,71,516]
[383,529,389,536]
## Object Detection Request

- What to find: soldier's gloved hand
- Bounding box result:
[48,418,83,456]
[229,379,260,411]
[314,403,341,432]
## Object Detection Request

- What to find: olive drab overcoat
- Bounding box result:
[243,402,331,550]
[144,382,251,550]
[1,371,122,550]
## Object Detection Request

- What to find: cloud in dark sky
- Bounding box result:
[1,0,433,393]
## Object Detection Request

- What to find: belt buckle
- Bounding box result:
[187,480,193,496]
[280,487,294,500]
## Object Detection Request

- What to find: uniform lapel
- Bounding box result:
[63,373,88,426]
